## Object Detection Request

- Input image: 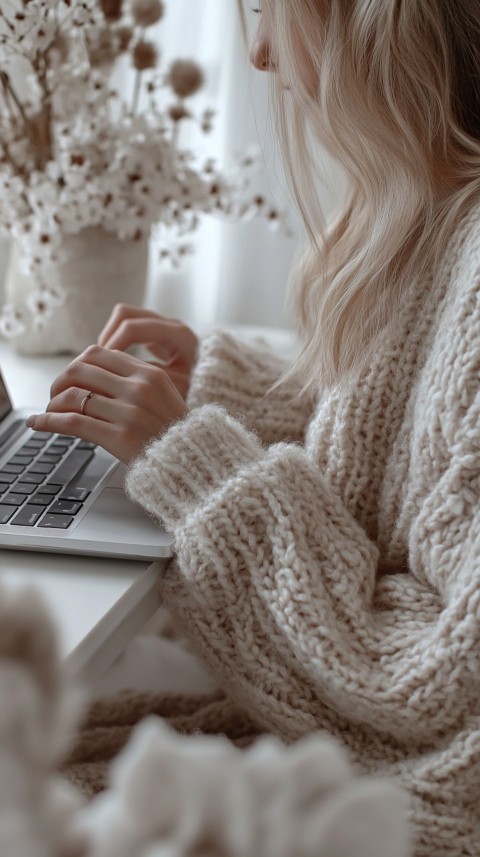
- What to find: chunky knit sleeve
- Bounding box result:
[125,394,480,749]
[186,329,313,444]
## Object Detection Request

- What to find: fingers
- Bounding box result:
[96,304,199,373]
[102,319,197,371]
[48,346,177,422]
[102,318,181,359]
[46,387,127,424]
[149,366,190,399]
[50,358,126,400]
[28,385,151,465]
[28,346,189,464]
[98,304,175,348]
[26,409,118,451]
[50,345,143,399]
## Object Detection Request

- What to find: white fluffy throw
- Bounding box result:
[0,583,410,857]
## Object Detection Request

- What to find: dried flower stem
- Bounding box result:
[131,69,143,116]
[0,8,15,36]
[0,75,29,176]
[0,72,29,130]
[130,28,146,116]
[30,54,54,166]
[0,77,18,136]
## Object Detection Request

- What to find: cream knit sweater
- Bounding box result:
[123,205,480,856]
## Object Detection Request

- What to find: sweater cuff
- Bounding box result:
[186,329,292,413]
[125,404,263,530]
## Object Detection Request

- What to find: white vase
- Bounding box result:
[4,227,149,355]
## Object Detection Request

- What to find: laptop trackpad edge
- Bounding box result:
[71,487,169,547]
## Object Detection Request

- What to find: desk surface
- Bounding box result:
[0,342,163,681]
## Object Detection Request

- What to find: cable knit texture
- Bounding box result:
[186,330,314,444]
[96,203,480,855]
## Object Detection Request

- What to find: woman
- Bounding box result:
[27,1,480,853]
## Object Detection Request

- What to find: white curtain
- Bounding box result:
[144,0,301,331]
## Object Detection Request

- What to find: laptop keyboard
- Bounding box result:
[0,431,97,529]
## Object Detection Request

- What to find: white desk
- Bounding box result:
[0,343,165,684]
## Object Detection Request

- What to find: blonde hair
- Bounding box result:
[239,0,480,391]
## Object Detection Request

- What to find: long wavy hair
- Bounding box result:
[238,0,480,391]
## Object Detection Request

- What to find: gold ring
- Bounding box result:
[80,390,93,416]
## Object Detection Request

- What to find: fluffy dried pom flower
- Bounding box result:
[26,110,52,164]
[88,32,119,67]
[168,60,204,99]
[100,0,123,21]
[116,25,134,52]
[169,104,191,122]
[132,40,158,71]
[131,0,165,27]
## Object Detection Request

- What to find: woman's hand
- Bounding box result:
[26,345,188,465]
[97,304,199,399]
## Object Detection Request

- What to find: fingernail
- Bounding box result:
[26,415,37,427]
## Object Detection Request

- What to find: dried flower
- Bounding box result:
[132,39,158,71]
[168,59,204,99]
[116,25,133,52]
[100,0,123,21]
[88,31,120,67]
[169,104,191,123]
[131,0,165,28]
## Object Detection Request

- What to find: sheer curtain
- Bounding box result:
[145,0,300,332]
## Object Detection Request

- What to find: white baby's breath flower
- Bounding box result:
[0,306,26,339]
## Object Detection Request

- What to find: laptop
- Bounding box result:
[0,367,175,560]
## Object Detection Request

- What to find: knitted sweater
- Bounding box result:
[74,205,480,854]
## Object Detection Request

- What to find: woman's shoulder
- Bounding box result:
[442,197,480,289]
[410,200,480,452]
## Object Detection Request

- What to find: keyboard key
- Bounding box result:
[2,463,26,474]
[30,463,55,475]
[0,483,10,494]
[2,493,27,506]
[48,444,68,455]
[21,439,44,449]
[11,505,44,526]
[8,455,35,466]
[49,500,82,516]
[19,442,42,454]
[52,449,94,485]
[37,484,62,495]
[31,432,52,441]
[53,435,75,445]
[77,440,97,450]
[13,483,37,495]
[21,473,45,484]
[60,486,90,502]
[38,454,62,465]
[29,495,53,506]
[38,514,73,529]
[0,472,19,484]
[0,505,16,524]
[24,438,48,448]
